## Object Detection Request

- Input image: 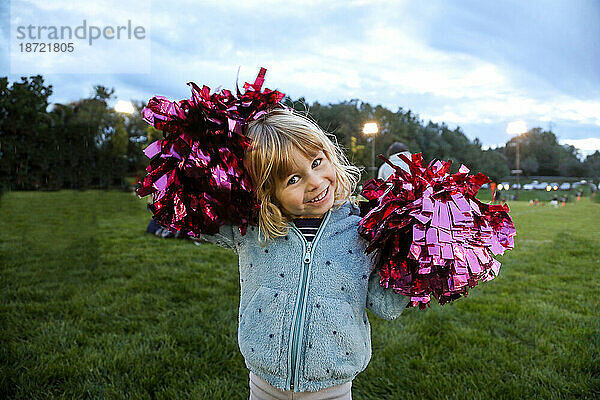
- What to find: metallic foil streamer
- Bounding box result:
[137,68,285,237]
[358,153,516,308]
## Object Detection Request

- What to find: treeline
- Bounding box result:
[502,128,599,177]
[1,75,598,193]
[0,75,156,192]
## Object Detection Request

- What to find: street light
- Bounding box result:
[114,99,134,114]
[506,121,527,199]
[363,122,379,179]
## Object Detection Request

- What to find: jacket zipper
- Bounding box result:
[286,211,331,392]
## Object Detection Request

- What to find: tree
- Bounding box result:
[479,149,510,182]
[48,85,129,189]
[521,156,539,176]
[0,75,53,191]
[125,100,155,175]
[584,151,600,178]
[557,144,585,177]
[503,128,585,177]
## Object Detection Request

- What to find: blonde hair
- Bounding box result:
[244,108,360,243]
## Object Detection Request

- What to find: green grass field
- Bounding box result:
[1,191,598,399]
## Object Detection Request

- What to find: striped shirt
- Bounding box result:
[293,218,323,242]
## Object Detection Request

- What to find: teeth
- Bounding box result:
[308,187,327,203]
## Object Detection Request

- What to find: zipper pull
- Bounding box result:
[304,243,312,264]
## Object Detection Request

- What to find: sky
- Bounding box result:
[1,0,599,157]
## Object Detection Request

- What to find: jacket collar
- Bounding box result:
[286,200,353,230]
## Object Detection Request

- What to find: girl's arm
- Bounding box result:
[193,224,237,250]
[366,271,411,320]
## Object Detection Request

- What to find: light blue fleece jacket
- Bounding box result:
[198,201,410,393]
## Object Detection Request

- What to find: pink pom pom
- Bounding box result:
[137,68,285,237]
[358,153,516,308]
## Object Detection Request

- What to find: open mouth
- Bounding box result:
[306,186,329,204]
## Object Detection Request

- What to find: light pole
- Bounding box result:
[506,121,527,199]
[363,122,379,179]
[113,100,135,188]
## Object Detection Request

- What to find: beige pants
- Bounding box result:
[249,371,352,400]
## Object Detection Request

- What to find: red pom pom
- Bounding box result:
[137,68,285,237]
[358,153,516,308]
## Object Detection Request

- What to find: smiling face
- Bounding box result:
[275,148,337,219]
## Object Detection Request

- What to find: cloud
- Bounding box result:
[8,0,151,74]
[421,0,600,97]
[4,0,598,154]
[422,94,600,128]
[561,138,600,152]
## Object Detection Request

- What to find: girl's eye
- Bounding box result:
[312,158,322,168]
[287,176,300,186]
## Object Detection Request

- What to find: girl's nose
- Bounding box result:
[306,172,322,191]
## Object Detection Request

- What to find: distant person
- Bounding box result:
[146,205,183,239]
[146,218,183,239]
[377,142,411,181]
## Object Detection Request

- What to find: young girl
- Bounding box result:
[198,108,410,399]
